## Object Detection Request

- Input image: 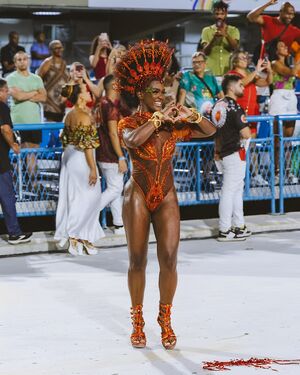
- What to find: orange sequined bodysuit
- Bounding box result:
[118,112,192,212]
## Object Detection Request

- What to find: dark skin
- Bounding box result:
[202,8,239,55]
[121,81,215,311]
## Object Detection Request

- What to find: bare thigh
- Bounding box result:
[123,179,151,266]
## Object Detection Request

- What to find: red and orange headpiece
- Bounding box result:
[115,39,174,95]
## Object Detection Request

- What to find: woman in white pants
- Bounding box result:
[55,83,105,255]
[269,41,300,184]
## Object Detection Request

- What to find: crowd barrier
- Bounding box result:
[1,116,299,221]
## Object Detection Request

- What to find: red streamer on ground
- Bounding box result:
[202,358,300,371]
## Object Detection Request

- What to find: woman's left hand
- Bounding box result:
[175,105,195,124]
[89,168,98,186]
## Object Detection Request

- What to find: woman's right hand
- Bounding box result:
[161,102,179,124]
[89,168,98,186]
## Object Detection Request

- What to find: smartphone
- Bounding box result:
[216,19,224,29]
[75,64,84,72]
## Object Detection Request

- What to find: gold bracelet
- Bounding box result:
[152,111,164,120]
[150,111,163,130]
[151,118,162,129]
[189,108,203,124]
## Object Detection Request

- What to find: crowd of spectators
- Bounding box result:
[1,0,300,246]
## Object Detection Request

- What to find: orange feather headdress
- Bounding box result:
[114,39,174,95]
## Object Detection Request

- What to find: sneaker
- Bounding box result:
[8,232,32,245]
[233,225,252,238]
[286,173,298,185]
[217,230,246,242]
[251,174,269,187]
[113,226,125,235]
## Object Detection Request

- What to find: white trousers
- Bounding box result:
[98,162,124,226]
[218,152,246,232]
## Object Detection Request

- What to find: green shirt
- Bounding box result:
[201,24,240,76]
[6,71,44,124]
[179,70,221,114]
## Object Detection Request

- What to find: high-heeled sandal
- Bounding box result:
[81,240,98,255]
[68,238,83,256]
[130,304,146,348]
[157,302,177,350]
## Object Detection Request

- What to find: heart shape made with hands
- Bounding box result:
[162,104,194,124]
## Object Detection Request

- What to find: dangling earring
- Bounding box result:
[138,104,142,116]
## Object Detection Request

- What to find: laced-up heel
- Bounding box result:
[81,240,98,255]
[130,304,146,348]
[157,303,177,350]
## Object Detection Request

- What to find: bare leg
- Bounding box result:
[283,121,295,175]
[122,180,151,348]
[122,180,151,307]
[152,188,180,349]
[152,188,180,304]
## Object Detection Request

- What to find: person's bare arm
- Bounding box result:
[177,88,186,106]
[224,32,239,51]
[240,126,252,139]
[9,87,38,102]
[247,0,277,25]
[123,105,175,148]
[202,36,217,56]
[82,70,103,98]
[108,120,128,173]
[0,125,20,154]
[84,148,98,186]
[89,44,102,68]
[214,136,221,160]
[272,60,300,77]
[122,120,157,148]
[256,60,273,86]
[2,61,15,71]
[37,59,51,78]
[30,88,47,103]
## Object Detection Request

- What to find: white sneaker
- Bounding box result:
[287,173,298,185]
[233,225,252,238]
[114,226,125,235]
[217,230,246,242]
[251,174,268,187]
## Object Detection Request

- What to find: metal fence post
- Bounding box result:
[269,118,276,214]
[278,117,285,214]
[196,144,201,202]
[244,140,251,197]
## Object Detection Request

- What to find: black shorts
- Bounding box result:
[20,130,42,145]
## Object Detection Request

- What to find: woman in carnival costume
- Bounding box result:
[115,40,216,349]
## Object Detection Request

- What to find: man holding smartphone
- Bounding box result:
[201,1,240,76]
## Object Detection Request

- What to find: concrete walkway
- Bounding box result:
[0,232,300,374]
[1,212,300,257]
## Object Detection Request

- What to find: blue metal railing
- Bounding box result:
[277,114,300,214]
[1,116,299,220]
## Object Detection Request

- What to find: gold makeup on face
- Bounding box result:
[145,87,166,95]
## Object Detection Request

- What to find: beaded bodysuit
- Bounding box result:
[118,112,192,212]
